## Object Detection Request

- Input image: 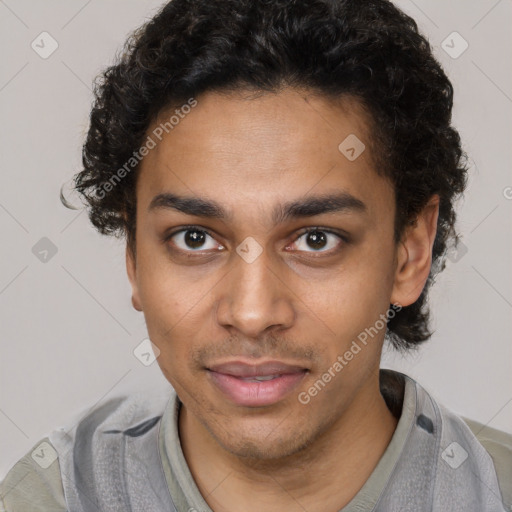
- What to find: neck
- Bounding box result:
[179,374,398,512]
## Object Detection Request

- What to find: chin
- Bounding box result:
[211,420,318,462]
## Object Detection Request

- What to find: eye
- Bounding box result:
[288,228,344,253]
[166,227,224,252]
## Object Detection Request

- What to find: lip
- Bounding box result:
[208,360,307,377]
[207,360,308,407]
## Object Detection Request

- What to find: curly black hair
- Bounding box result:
[64,0,468,351]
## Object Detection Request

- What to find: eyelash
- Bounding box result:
[162,225,348,256]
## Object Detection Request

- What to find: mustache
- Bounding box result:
[191,334,319,367]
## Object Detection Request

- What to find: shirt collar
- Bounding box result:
[158,369,418,512]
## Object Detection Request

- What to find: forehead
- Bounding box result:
[136,88,393,223]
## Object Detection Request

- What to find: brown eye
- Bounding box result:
[167,227,224,252]
[305,230,327,250]
[184,229,207,249]
[289,228,344,253]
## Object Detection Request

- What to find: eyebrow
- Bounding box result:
[148,191,367,224]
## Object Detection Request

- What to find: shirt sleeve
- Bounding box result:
[462,417,512,511]
[0,437,67,512]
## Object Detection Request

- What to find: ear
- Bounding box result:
[391,195,440,307]
[126,244,143,312]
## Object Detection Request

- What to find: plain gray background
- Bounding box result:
[0,0,511,479]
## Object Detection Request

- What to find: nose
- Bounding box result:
[215,246,295,338]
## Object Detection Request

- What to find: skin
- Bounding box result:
[126,87,439,511]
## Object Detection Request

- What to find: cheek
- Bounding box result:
[134,251,191,347]
[135,249,220,377]
[136,241,209,321]
[302,250,395,342]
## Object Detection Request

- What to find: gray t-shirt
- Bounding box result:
[1,369,511,511]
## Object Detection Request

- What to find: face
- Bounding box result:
[126,88,433,460]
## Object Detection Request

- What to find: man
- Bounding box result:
[1,0,511,510]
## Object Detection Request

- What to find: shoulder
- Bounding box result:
[462,416,512,510]
[0,437,66,512]
[406,375,511,510]
[0,388,173,511]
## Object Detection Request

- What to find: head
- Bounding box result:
[66,0,467,460]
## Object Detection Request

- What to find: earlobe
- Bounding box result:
[126,245,143,312]
[391,195,440,307]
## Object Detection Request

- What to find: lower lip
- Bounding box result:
[208,371,307,407]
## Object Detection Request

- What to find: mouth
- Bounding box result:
[206,360,308,407]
